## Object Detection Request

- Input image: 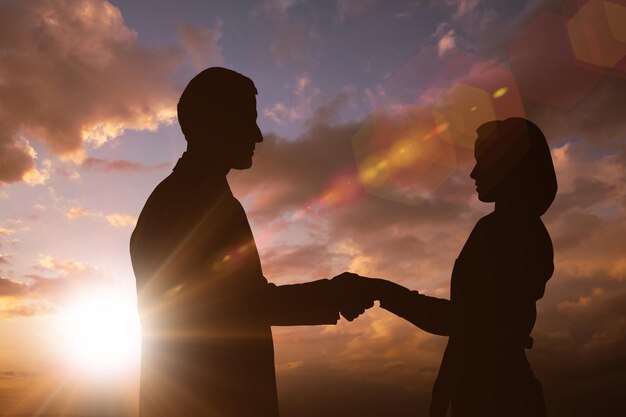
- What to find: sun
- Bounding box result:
[56,291,141,379]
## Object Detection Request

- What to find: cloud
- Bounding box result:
[276,360,304,371]
[270,19,320,66]
[528,76,626,145]
[263,75,322,124]
[229,67,626,412]
[63,203,137,228]
[35,254,89,274]
[0,275,56,318]
[437,28,457,57]
[446,0,480,20]
[81,157,171,173]
[104,213,138,228]
[22,161,52,186]
[65,206,96,220]
[0,140,37,185]
[445,1,626,148]
[0,1,621,413]
[0,0,181,185]
[336,0,381,21]
[260,243,348,283]
[1,302,55,318]
[264,0,303,13]
[254,0,321,67]
[0,254,126,318]
[432,22,457,54]
[234,95,484,297]
[0,371,39,379]
[0,276,28,297]
[176,19,224,71]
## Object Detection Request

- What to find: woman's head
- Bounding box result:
[470,118,557,216]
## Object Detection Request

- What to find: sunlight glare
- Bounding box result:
[56,292,141,379]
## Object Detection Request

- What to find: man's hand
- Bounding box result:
[330,272,379,321]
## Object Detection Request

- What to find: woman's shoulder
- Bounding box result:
[470,212,552,254]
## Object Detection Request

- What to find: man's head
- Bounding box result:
[177,67,263,170]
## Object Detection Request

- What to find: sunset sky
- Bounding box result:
[1,0,625,416]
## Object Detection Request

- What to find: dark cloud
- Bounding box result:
[0,276,27,297]
[550,177,617,217]
[478,0,626,147]
[529,76,626,145]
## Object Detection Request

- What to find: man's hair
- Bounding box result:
[177,67,257,141]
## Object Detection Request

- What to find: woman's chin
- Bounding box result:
[477,191,496,203]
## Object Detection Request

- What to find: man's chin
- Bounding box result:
[231,158,253,170]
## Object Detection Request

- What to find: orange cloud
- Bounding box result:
[0,254,129,319]
[81,157,171,173]
[105,213,138,228]
[63,205,137,228]
[0,0,181,184]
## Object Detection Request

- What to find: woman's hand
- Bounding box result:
[330,272,413,320]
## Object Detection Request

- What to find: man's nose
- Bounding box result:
[254,125,263,143]
[470,165,477,179]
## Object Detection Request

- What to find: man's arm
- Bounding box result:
[253,272,377,326]
[261,279,340,326]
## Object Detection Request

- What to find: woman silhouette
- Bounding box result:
[373,118,557,417]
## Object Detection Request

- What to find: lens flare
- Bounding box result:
[352,110,457,204]
[509,12,603,108]
[567,0,626,68]
[492,87,508,98]
[353,48,525,204]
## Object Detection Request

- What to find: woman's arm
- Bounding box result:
[367,279,455,336]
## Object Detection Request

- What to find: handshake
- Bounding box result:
[330,272,402,321]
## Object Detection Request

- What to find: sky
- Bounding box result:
[1,0,625,415]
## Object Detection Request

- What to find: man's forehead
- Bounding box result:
[215,92,257,109]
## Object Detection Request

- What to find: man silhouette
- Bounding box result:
[130,67,370,417]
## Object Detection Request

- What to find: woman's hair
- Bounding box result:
[476,117,557,216]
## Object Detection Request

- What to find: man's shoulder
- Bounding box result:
[132,175,182,234]
[134,173,235,236]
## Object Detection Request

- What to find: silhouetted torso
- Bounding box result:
[383,208,552,417]
[131,154,338,417]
